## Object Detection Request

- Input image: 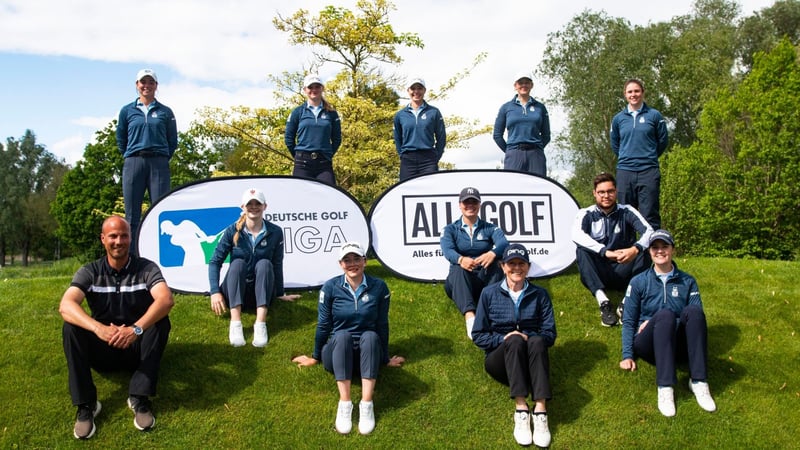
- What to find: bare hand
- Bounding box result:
[388,355,406,367]
[210,293,227,316]
[459,256,477,271]
[107,323,136,349]
[504,330,528,341]
[638,320,649,334]
[616,246,639,264]
[473,251,497,269]
[620,358,637,371]
[278,294,301,302]
[292,355,318,367]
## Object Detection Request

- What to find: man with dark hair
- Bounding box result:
[60,216,174,439]
[572,173,653,327]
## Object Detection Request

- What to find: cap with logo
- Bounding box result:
[339,242,366,260]
[648,229,675,247]
[303,74,324,88]
[241,188,267,206]
[502,243,530,263]
[459,187,481,203]
[137,68,158,83]
[407,77,426,89]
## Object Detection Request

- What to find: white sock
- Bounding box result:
[595,289,609,305]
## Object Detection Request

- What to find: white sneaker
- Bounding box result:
[358,401,375,435]
[657,386,676,417]
[513,409,532,446]
[466,316,475,340]
[252,322,269,347]
[689,380,717,412]
[229,321,245,347]
[532,412,552,448]
[335,401,353,434]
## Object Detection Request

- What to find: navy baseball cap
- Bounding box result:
[459,187,481,203]
[649,229,675,247]
[502,243,530,263]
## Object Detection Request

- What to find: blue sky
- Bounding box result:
[0,0,775,177]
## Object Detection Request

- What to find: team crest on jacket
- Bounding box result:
[421,113,427,120]
[671,286,679,297]
[360,294,371,303]
[319,291,325,303]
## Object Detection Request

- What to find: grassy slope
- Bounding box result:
[0,257,797,449]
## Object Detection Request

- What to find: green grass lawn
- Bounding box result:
[0,256,798,449]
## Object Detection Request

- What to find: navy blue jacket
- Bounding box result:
[312,274,391,364]
[284,104,342,159]
[393,102,446,156]
[493,95,551,152]
[207,220,286,297]
[440,218,509,264]
[116,99,178,158]
[472,279,556,354]
[609,102,668,171]
[621,263,702,360]
[572,204,653,254]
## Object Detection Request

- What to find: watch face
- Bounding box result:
[133,326,143,335]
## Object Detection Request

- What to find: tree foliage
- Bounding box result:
[661,39,800,259]
[737,0,800,70]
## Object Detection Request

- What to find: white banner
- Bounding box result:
[138,176,370,293]
[368,170,579,281]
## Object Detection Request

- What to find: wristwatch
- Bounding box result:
[132,325,143,336]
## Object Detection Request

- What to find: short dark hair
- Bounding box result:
[593,172,616,188]
[624,78,645,92]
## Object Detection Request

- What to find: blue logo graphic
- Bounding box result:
[158,207,241,267]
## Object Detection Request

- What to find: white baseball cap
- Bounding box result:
[338,242,366,260]
[303,74,324,88]
[241,188,267,206]
[407,77,426,89]
[514,72,533,83]
[136,68,158,83]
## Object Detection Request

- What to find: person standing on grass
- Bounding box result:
[492,72,551,176]
[116,68,178,255]
[208,188,300,348]
[472,243,556,447]
[572,172,653,327]
[60,216,174,439]
[440,186,509,339]
[619,229,717,417]
[610,78,668,229]
[292,242,405,435]
[393,76,447,181]
[284,74,341,185]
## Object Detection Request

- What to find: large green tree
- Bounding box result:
[661,39,800,259]
[737,0,800,70]
[194,0,489,208]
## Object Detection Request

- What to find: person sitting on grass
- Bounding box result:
[208,188,300,347]
[472,243,556,447]
[292,242,406,435]
[619,229,717,417]
[59,216,174,439]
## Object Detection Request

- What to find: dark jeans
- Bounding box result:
[616,167,661,229]
[575,246,651,296]
[63,317,171,405]
[485,335,552,401]
[503,145,546,176]
[220,258,275,311]
[322,331,381,381]
[123,154,171,255]
[444,263,503,315]
[633,305,708,386]
[293,151,336,185]
[399,149,439,181]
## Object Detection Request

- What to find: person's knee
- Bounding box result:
[527,335,546,353]
[653,308,677,322]
[254,258,274,273]
[504,333,526,350]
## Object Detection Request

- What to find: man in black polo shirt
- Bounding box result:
[60,216,174,439]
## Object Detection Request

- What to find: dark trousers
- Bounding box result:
[123,154,171,255]
[616,167,661,229]
[322,331,381,381]
[485,335,552,401]
[63,317,171,406]
[399,149,439,181]
[503,145,546,177]
[633,305,708,386]
[444,263,503,314]
[575,246,651,296]
[293,151,336,185]
[221,258,274,311]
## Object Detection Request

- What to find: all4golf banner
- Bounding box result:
[138,171,579,293]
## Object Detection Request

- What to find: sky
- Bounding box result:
[0,0,776,181]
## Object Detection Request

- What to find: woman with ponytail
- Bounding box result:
[207,188,300,347]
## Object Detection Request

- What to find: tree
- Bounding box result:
[0,130,67,265]
[194,0,489,208]
[737,0,800,71]
[661,39,800,259]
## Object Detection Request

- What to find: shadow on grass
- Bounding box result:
[550,338,609,426]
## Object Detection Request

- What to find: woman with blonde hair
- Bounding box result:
[208,188,299,347]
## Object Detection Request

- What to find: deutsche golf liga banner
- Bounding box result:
[138,176,370,293]
[368,170,579,282]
